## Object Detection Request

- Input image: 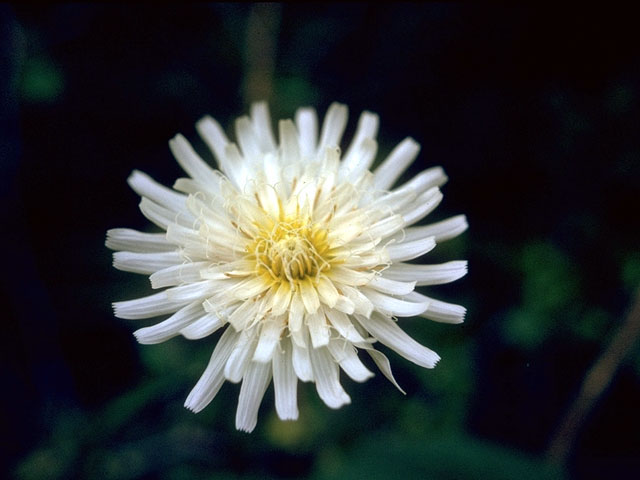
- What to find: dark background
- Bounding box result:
[2,4,639,479]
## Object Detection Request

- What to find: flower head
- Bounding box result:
[107,102,468,432]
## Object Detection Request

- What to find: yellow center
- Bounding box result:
[250,216,332,286]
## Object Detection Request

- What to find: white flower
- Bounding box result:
[107,102,468,432]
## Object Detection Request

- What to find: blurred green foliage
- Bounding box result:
[504,241,581,349]
[20,56,64,103]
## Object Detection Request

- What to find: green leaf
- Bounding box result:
[313,432,566,480]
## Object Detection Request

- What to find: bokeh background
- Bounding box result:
[2,4,639,479]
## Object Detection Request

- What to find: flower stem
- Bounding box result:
[243,3,281,106]
[546,288,640,465]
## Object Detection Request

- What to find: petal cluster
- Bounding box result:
[107,102,468,432]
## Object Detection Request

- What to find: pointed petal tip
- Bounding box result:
[236,423,256,433]
[183,400,199,413]
[112,302,123,318]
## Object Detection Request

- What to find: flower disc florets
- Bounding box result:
[107,102,468,432]
[251,214,331,285]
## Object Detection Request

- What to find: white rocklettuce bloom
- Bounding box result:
[107,102,468,432]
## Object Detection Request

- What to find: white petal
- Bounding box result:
[195,115,230,169]
[324,308,366,343]
[149,261,210,289]
[227,296,262,331]
[361,287,429,317]
[139,197,194,230]
[341,111,379,173]
[340,138,378,182]
[295,107,318,157]
[394,166,447,197]
[307,311,330,348]
[250,101,277,152]
[360,312,440,368]
[113,291,191,320]
[127,170,188,214]
[235,361,272,433]
[106,228,173,253]
[165,223,211,260]
[386,236,436,262]
[317,102,348,152]
[299,278,320,314]
[316,276,339,308]
[288,293,305,332]
[367,276,416,295]
[400,187,443,226]
[333,295,356,315]
[327,339,373,382]
[225,330,257,383]
[367,215,405,241]
[272,338,299,420]
[180,312,225,339]
[228,276,272,301]
[309,346,351,409]
[361,346,406,393]
[382,261,468,286]
[185,326,240,412]
[253,317,285,363]
[134,301,205,344]
[113,251,183,275]
[271,282,293,316]
[168,134,219,184]
[340,285,374,318]
[372,137,421,191]
[164,280,217,303]
[263,151,284,190]
[327,266,375,287]
[220,143,248,189]
[235,115,262,159]
[173,175,223,197]
[401,214,469,243]
[368,187,418,215]
[327,216,366,246]
[279,119,302,166]
[291,330,314,382]
[405,291,467,324]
